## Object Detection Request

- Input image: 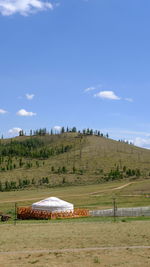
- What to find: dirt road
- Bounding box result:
[0,245,150,255]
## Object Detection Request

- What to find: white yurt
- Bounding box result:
[32,197,74,213]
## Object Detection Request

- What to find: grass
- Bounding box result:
[1,220,150,249]
[1,216,150,226]
[0,170,150,266]
[0,221,150,266]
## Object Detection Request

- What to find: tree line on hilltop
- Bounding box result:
[18,126,109,138]
[18,127,134,145]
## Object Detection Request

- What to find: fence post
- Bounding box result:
[14,202,17,225]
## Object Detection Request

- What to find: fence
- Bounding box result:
[90,206,150,217]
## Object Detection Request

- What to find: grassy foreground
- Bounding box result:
[0,179,150,266]
[0,220,150,266]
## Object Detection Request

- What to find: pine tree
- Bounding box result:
[61,127,65,133]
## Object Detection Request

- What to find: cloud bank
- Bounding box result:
[17,109,36,116]
[0,0,53,16]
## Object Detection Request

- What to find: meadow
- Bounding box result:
[0,176,150,266]
[0,178,150,218]
[0,220,150,266]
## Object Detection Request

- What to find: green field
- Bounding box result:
[0,179,150,220]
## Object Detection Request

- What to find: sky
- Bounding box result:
[0,0,150,148]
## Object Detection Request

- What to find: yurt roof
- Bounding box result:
[32,197,73,209]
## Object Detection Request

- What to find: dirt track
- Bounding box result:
[89,182,134,195]
[0,245,150,255]
[0,182,135,204]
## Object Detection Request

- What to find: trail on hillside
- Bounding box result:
[89,182,134,195]
[0,182,135,204]
[0,245,150,255]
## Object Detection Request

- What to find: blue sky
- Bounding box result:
[0,0,150,148]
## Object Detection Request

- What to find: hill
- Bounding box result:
[0,132,150,191]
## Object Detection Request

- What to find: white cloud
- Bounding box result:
[84,86,96,92]
[101,128,150,138]
[119,130,150,137]
[17,109,36,116]
[26,93,35,100]
[9,127,22,135]
[134,137,150,149]
[94,91,121,100]
[0,109,7,114]
[53,125,62,132]
[85,84,133,102]
[84,84,102,93]
[0,0,53,16]
[125,98,133,102]
[101,128,150,148]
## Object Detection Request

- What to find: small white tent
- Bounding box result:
[32,197,74,213]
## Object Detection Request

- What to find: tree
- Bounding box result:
[72,127,77,133]
[36,161,39,167]
[90,129,93,135]
[106,133,109,138]
[62,166,67,173]
[87,128,90,134]
[19,158,23,168]
[51,166,55,172]
[83,129,86,135]
[73,166,76,173]
[5,181,10,191]
[62,177,66,184]
[61,127,65,134]
[19,130,24,136]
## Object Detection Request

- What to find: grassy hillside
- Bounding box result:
[0,132,150,191]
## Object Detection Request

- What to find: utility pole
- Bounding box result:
[113,198,117,222]
[73,141,76,169]
[79,135,83,160]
